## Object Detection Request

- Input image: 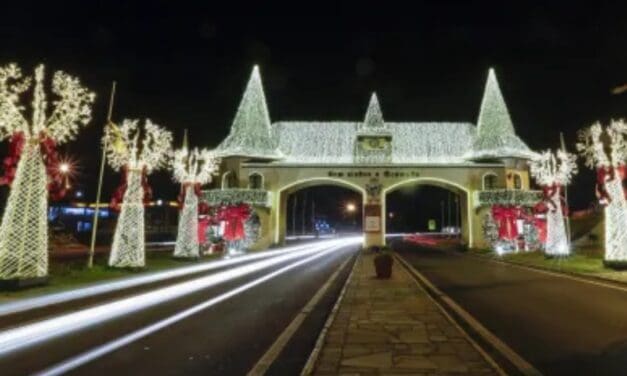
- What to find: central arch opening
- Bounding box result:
[384,179,470,247]
[386,185,461,234]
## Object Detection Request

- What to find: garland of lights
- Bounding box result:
[104,119,172,268]
[529,150,577,256]
[172,147,219,259]
[577,121,627,265]
[474,189,543,208]
[202,188,272,207]
[217,67,535,164]
[0,64,94,281]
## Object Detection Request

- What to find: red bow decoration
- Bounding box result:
[218,204,250,241]
[110,166,152,211]
[0,132,25,186]
[491,205,520,240]
[177,182,202,210]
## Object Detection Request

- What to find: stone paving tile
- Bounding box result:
[311,252,500,375]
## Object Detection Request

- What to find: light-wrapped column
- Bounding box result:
[0,142,48,280]
[545,190,569,256]
[109,168,145,268]
[604,177,627,263]
[173,186,199,259]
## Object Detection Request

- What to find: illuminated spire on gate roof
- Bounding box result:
[468,68,536,160]
[359,92,388,134]
[216,65,282,159]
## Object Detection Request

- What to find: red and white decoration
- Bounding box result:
[529,150,577,256]
[0,64,94,281]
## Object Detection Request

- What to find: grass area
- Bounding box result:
[0,252,221,302]
[470,246,627,283]
[497,249,607,275]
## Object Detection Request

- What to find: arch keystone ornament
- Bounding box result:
[577,121,627,267]
[105,119,172,268]
[0,64,95,285]
[172,142,220,259]
[529,150,577,256]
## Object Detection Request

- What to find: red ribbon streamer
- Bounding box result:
[110,166,152,211]
[1,132,68,201]
[40,135,67,201]
[0,132,25,186]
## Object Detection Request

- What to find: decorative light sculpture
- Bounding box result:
[529,149,577,256]
[0,64,94,282]
[172,144,219,259]
[577,121,627,266]
[104,119,172,268]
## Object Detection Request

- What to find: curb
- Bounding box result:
[300,253,359,375]
[394,252,541,376]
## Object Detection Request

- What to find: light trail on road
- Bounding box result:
[0,237,361,357]
[35,243,354,376]
[0,238,357,317]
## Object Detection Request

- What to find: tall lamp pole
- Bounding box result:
[88,81,116,268]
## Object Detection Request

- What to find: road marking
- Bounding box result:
[395,253,541,376]
[0,240,361,357]
[0,238,360,318]
[34,244,351,376]
[300,252,359,376]
[247,253,354,376]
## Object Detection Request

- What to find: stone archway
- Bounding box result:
[382,177,472,247]
[274,177,367,245]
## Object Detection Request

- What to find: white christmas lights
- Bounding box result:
[577,120,627,265]
[172,147,219,258]
[0,64,94,281]
[529,150,577,256]
[470,68,536,160]
[216,66,282,159]
[105,119,172,268]
[215,67,534,164]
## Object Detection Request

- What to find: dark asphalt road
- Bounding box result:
[0,243,358,375]
[395,241,627,376]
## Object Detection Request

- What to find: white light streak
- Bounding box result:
[0,237,360,356]
[35,244,352,376]
[0,238,359,317]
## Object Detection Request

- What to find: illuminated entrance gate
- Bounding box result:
[203,66,540,250]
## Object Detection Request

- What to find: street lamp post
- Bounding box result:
[88,81,116,268]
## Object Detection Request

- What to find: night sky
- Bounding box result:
[1,1,626,211]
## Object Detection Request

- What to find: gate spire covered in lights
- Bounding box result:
[359,93,387,134]
[469,68,535,160]
[216,65,282,160]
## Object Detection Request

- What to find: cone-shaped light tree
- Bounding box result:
[0,64,95,281]
[172,142,220,259]
[104,119,172,268]
[577,121,627,266]
[529,150,577,256]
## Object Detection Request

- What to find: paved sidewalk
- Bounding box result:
[311,252,500,375]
